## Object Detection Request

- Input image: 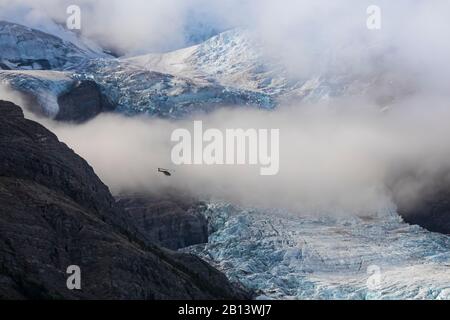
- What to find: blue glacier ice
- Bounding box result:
[184,202,450,300]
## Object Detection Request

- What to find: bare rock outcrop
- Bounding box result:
[117,194,209,250]
[0,100,250,299]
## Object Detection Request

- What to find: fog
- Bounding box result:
[0,0,239,54]
[2,1,450,89]
[2,1,450,215]
[2,0,450,73]
[0,84,30,110]
[2,86,450,216]
[36,95,447,216]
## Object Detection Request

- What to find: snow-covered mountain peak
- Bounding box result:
[0,20,100,70]
[125,28,413,106]
[126,29,293,96]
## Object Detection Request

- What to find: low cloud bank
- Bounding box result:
[37,96,450,216]
[2,1,450,216]
[2,85,450,216]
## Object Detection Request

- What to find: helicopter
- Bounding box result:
[158,168,173,176]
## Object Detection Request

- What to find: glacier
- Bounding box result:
[184,203,450,300]
[71,58,275,118]
[0,21,102,70]
[0,22,412,119]
[0,70,73,116]
[126,29,416,106]
[1,59,274,119]
[0,22,275,119]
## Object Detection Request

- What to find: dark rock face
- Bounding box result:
[395,181,450,235]
[400,199,450,235]
[0,100,250,299]
[117,194,209,250]
[56,80,116,123]
[391,170,450,235]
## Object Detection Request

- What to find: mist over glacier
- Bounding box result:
[39,95,449,218]
[3,0,450,79]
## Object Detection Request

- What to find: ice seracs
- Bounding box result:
[0,21,274,119]
[184,203,450,300]
[0,21,99,70]
[0,70,73,117]
[126,28,417,107]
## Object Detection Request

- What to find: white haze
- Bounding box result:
[0,84,25,106]
[3,84,450,215]
[42,96,450,216]
[1,1,450,215]
[1,0,450,77]
[0,0,240,54]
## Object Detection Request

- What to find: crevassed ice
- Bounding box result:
[72,58,275,118]
[0,70,73,117]
[184,203,450,300]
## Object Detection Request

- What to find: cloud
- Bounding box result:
[2,1,450,216]
[40,94,450,217]
[2,1,449,86]
[0,83,28,109]
[0,0,238,54]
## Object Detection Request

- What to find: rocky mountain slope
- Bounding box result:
[394,175,450,235]
[400,193,450,235]
[1,19,449,301]
[0,100,250,299]
[117,193,209,250]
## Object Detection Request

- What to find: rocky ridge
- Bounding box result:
[0,100,250,299]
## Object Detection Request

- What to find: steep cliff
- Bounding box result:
[0,100,250,299]
[117,194,209,250]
